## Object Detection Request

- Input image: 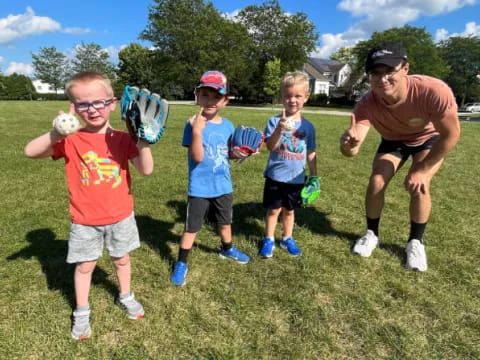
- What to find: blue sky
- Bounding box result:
[1,0,479,76]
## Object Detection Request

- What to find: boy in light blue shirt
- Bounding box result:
[260,71,318,258]
[171,71,250,286]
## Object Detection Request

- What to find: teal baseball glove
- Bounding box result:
[121,85,169,144]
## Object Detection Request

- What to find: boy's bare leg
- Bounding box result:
[74,260,97,307]
[112,254,131,295]
[265,208,281,238]
[281,208,295,238]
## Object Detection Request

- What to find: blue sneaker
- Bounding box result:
[259,238,275,258]
[280,238,301,256]
[219,246,250,264]
[171,261,188,286]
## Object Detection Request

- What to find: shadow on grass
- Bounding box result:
[7,228,121,309]
[164,199,361,251]
[135,214,179,264]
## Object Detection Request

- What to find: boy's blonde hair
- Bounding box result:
[280,71,310,95]
[65,71,114,100]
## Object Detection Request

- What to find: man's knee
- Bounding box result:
[368,174,389,194]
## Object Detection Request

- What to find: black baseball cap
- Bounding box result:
[365,42,407,73]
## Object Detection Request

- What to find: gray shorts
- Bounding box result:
[67,212,140,263]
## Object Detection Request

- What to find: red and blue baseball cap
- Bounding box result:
[196,70,228,95]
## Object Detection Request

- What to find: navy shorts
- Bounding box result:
[377,135,440,161]
[263,177,304,210]
[185,193,233,233]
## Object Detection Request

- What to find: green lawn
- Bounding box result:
[1,101,479,359]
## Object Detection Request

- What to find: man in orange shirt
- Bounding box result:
[340,42,460,272]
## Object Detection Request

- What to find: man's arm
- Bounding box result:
[414,112,460,171]
[404,111,460,195]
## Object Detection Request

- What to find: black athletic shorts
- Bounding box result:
[376,135,440,161]
[185,193,233,233]
[263,177,304,210]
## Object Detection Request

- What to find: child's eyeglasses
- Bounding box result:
[74,99,114,112]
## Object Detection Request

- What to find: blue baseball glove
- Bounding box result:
[301,176,321,206]
[121,85,169,144]
[230,126,264,160]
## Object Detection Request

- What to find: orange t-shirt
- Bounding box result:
[354,75,458,146]
[52,129,139,225]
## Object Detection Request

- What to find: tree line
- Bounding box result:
[1,0,479,105]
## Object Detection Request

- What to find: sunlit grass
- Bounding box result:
[1,101,479,359]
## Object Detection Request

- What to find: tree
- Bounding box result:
[0,73,36,100]
[117,43,156,90]
[263,58,281,103]
[31,46,69,96]
[141,0,253,99]
[438,36,480,105]
[236,0,318,99]
[353,25,448,78]
[71,42,116,80]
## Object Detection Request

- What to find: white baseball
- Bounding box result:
[53,113,80,136]
[284,116,295,131]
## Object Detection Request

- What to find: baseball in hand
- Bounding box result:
[53,113,80,136]
[284,116,295,131]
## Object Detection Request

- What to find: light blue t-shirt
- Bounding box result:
[263,115,316,184]
[182,117,234,197]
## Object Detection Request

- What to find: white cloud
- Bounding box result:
[5,62,34,76]
[62,27,93,35]
[0,7,60,45]
[221,9,241,21]
[0,7,95,45]
[435,21,480,41]
[316,0,479,57]
[104,45,127,62]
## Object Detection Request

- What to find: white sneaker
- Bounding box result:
[352,230,379,257]
[406,239,427,272]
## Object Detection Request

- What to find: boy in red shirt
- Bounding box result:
[25,72,153,340]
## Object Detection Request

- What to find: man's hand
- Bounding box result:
[404,163,429,195]
[340,114,360,148]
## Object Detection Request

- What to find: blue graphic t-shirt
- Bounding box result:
[263,115,316,184]
[182,117,234,197]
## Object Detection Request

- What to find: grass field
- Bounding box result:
[0,101,479,359]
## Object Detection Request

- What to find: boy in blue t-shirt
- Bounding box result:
[171,71,250,286]
[260,71,318,258]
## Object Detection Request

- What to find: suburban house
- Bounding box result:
[303,58,351,97]
[31,79,64,95]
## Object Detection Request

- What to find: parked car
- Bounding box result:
[459,102,480,112]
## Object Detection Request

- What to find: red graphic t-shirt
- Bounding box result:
[52,129,139,225]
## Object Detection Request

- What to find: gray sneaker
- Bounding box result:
[116,292,145,319]
[352,230,379,257]
[71,307,91,340]
[406,239,427,272]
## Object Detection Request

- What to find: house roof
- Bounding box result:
[303,63,330,82]
[308,58,345,74]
